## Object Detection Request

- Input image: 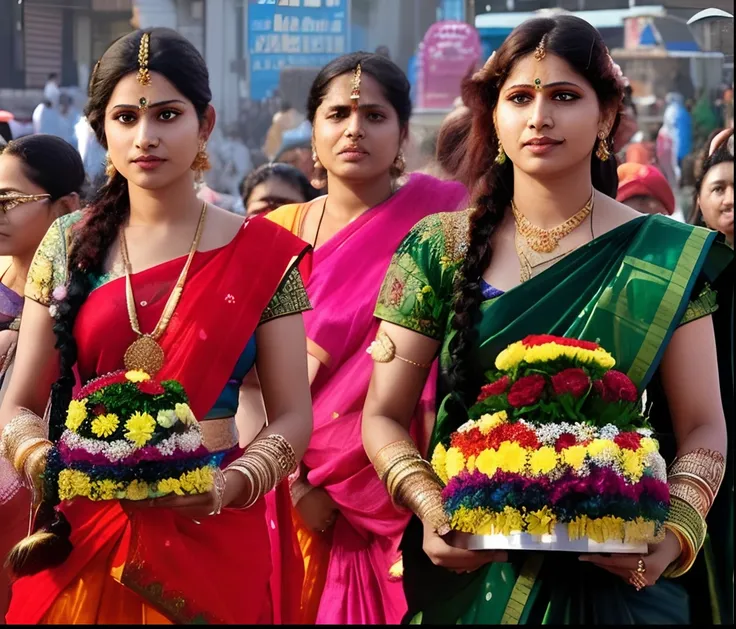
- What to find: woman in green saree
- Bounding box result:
[361,15,733,625]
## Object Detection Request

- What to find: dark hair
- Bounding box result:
[241,163,317,205]
[1,134,85,200]
[8,27,212,578]
[436,107,472,182]
[690,136,734,224]
[446,15,624,422]
[306,52,411,128]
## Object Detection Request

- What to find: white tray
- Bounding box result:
[448,523,647,554]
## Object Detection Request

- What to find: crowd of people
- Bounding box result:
[0,16,732,626]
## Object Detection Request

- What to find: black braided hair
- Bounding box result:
[8,27,212,577]
[444,15,624,422]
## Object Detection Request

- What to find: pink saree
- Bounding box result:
[273,174,467,624]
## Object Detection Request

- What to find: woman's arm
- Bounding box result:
[362,321,505,572]
[583,315,727,584]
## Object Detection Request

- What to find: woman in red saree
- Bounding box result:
[0,29,312,624]
[266,52,467,624]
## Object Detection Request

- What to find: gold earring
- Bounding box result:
[596,131,611,162]
[392,150,406,176]
[311,150,326,189]
[191,141,211,182]
[105,154,117,179]
[495,142,507,165]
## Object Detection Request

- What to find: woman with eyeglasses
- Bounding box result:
[241,163,318,216]
[0,133,84,622]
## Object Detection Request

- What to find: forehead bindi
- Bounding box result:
[503,53,591,92]
[321,73,389,109]
[106,72,188,112]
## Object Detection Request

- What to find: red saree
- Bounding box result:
[7,216,309,625]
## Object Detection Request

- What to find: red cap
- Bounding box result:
[617,163,676,215]
[0,110,14,123]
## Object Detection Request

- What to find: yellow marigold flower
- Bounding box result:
[587,438,617,458]
[624,518,656,543]
[431,443,448,484]
[445,447,466,479]
[639,437,659,454]
[125,369,151,383]
[529,446,558,476]
[65,399,88,432]
[562,445,587,471]
[497,442,527,474]
[67,470,91,499]
[476,449,500,478]
[495,342,526,371]
[466,454,477,474]
[126,479,150,501]
[526,506,556,536]
[156,409,178,429]
[157,477,185,496]
[620,448,645,483]
[180,467,214,494]
[567,516,585,541]
[523,344,564,364]
[94,479,120,500]
[57,469,75,501]
[174,403,197,426]
[124,412,156,447]
[478,411,507,435]
[450,506,491,534]
[90,413,119,439]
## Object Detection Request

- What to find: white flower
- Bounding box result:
[599,424,620,440]
[456,419,477,434]
[156,409,178,429]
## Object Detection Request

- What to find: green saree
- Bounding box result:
[375,211,734,625]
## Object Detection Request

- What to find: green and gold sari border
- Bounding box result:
[629,228,716,389]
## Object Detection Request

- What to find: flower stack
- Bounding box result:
[432,335,669,550]
[52,370,222,502]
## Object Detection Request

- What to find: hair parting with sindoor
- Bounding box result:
[7,27,212,577]
[444,15,624,425]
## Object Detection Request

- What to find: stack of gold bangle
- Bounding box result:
[663,448,725,578]
[224,434,297,509]
[372,440,450,535]
[0,409,51,498]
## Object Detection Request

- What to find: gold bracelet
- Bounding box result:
[395,472,451,535]
[372,440,423,481]
[13,437,52,474]
[662,496,707,578]
[667,448,725,519]
[225,463,258,509]
[0,409,47,463]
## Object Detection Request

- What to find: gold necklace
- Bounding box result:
[512,191,594,254]
[119,201,208,375]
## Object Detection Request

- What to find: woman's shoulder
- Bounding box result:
[403,207,473,260]
[265,201,314,235]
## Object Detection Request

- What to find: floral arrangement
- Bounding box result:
[432,335,669,546]
[50,370,223,502]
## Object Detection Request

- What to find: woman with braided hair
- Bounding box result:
[361,14,733,625]
[0,28,313,624]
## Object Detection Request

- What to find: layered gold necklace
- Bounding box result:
[513,191,594,282]
[120,201,208,375]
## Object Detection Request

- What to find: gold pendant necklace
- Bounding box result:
[120,202,208,375]
[512,191,594,254]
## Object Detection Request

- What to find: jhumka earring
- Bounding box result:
[105,154,117,179]
[392,150,406,176]
[596,130,611,162]
[495,142,507,165]
[137,32,152,87]
[311,149,326,189]
[190,141,211,182]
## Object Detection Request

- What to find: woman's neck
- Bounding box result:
[511,165,594,229]
[127,177,203,226]
[325,173,396,220]
[2,253,33,295]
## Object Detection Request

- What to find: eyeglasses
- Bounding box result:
[0,192,51,214]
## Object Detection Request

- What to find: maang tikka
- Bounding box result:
[533,34,548,91]
[137,32,152,87]
[350,64,362,105]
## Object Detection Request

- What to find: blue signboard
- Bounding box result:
[248,0,348,100]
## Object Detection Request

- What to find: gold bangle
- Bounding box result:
[668,480,710,520]
[368,330,433,369]
[662,523,697,578]
[662,496,707,578]
[372,440,423,481]
[0,409,47,463]
[669,448,724,498]
[225,463,258,509]
[13,438,51,474]
[395,472,450,535]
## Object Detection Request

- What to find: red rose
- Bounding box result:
[507,375,546,408]
[614,432,642,451]
[595,371,638,403]
[91,404,108,417]
[522,335,600,351]
[477,376,510,402]
[137,380,165,396]
[551,368,591,398]
[555,432,578,452]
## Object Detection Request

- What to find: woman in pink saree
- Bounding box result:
[267,52,467,624]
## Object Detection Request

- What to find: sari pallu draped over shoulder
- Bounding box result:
[400,215,734,625]
[268,174,467,624]
[7,217,310,625]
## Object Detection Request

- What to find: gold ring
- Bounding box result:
[636,557,646,574]
[628,571,647,591]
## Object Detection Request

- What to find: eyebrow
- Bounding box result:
[505,81,583,91]
[708,179,730,186]
[112,99,186,110]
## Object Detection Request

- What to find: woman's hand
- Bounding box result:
[295,486,338,533]
[422,520,507,574]
[0,329,18,373]
[579,529,682,589]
